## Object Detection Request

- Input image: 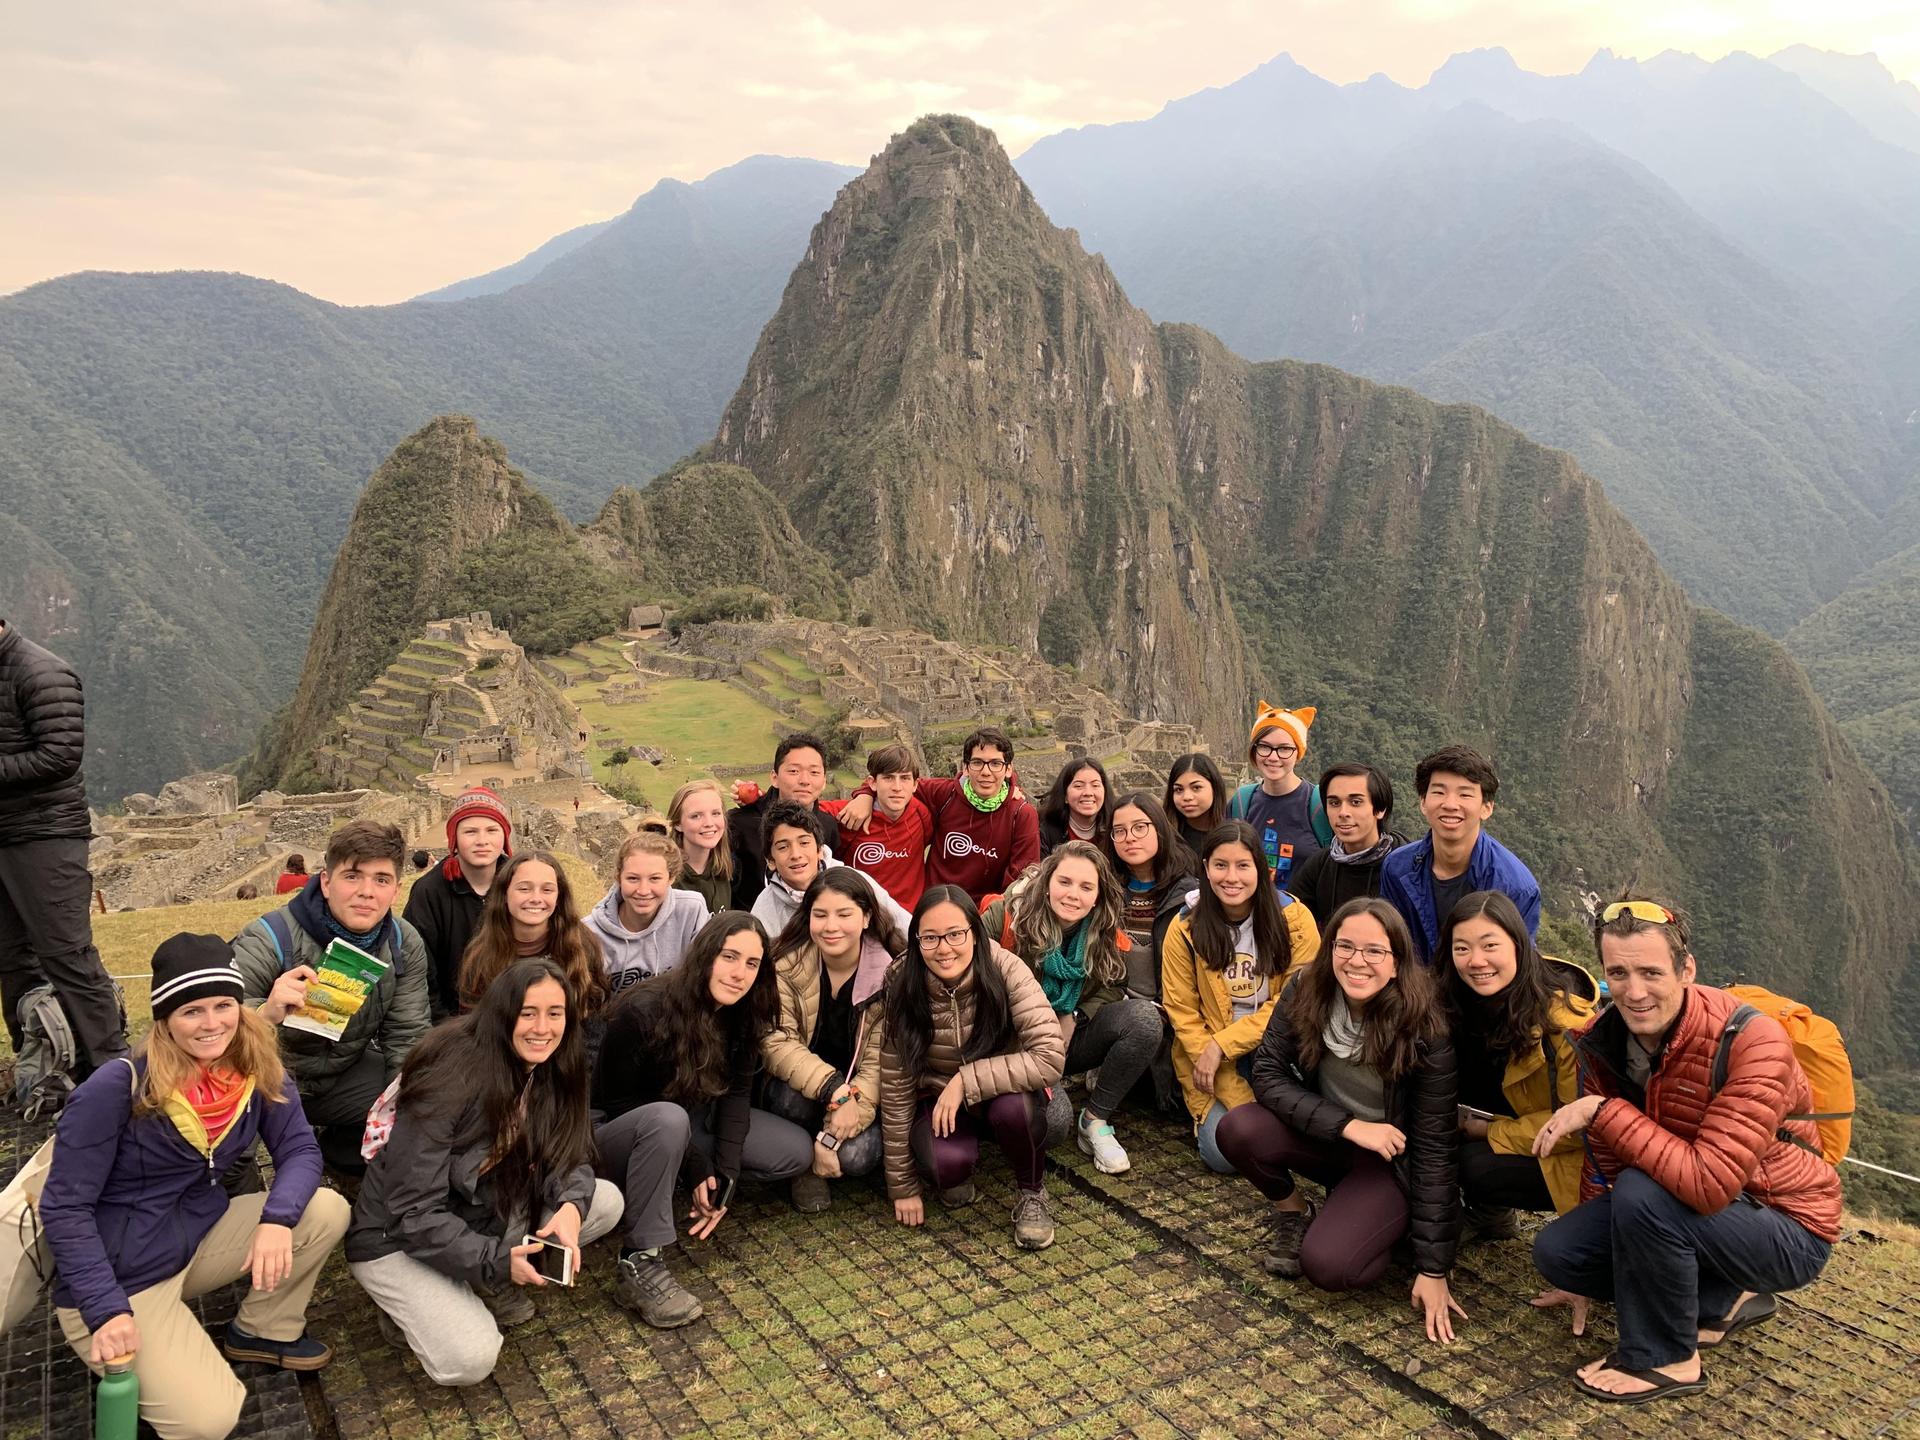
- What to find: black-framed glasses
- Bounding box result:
[918,928,973,953]
[965,758,1009,773]
[1331,939,1392,964]
[1253,742,1297,759]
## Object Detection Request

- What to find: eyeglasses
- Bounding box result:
[966,758,1009,773]
[1111,821,1155,841]
[918,929,973,953]
[1253,742,1297,759]
[1600,900,1677,926]
[1331,939,1393,964]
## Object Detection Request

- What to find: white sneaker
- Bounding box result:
[1077,1109,1131,1174]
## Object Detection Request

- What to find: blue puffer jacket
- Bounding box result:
[1378,829,1541,966]
[39,1057,323,1331]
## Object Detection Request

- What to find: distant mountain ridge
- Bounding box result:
[1016,47,1916,637]
[0,155,852,801]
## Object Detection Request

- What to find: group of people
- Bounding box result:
[2,649,1845,1434]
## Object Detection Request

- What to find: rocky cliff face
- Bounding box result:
[714,116,1920,1059]
[715,116,1250,746]
[251,416,572,788]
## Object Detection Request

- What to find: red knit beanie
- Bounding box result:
[442,787,512,881]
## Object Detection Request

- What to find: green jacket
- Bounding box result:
[231,903,432,1091]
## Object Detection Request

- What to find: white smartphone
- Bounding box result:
[521,1234,575,1286]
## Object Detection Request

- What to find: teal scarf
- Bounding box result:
[963,776,1010,813]
[1038,920,1091,1015]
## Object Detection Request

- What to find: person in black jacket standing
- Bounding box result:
[0,619,127,1075]
[1216,897,1465,1342]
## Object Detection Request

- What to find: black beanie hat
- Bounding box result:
[150,933,245,1019]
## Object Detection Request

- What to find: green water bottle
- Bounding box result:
[94,1359,138,1440]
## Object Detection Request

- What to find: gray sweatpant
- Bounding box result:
[1044,996,1164,1145]
[594,1099,811,1250]
[350,1179,624,1387]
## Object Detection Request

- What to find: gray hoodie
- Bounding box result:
[586,885,710,994]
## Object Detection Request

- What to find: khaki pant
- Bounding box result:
[58,1187,350,1440]
[350,1177,624,1386]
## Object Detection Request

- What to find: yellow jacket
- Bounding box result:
[1161,897,1320,1128]
[1480,958,1600,1214]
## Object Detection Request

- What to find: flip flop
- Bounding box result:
[1572,1359,1709,1405]
[1699,1292,1777,1348]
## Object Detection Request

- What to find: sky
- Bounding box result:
[4,0,1917,306]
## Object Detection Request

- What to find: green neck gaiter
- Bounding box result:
[962,776,1010,813]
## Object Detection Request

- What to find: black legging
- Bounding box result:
[1458,1137,1553,1211]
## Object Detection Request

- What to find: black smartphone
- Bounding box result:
[521,1234,575,1286]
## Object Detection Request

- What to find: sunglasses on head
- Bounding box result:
[1600,900,1676,926]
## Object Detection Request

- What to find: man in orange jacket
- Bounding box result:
[1526,896,1839,1406]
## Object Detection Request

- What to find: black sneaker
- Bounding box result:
[221,1322,333,1371]
[791,1173,832,1214]
[614,1253,703,1329]
[1261,1200,1317,1278]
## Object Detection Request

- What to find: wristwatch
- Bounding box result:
[816,1130,841,1151]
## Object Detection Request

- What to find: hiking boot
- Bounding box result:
[1077,1110,1131,1175]
[483,1284,536,1327]
[1261,1200,1317,1278]
[1012,1189,1056,1250]
[791,1173,832,1214]
[614,1252,703,1329]
[1465,1201,1521,1242]
[939,1181,977,1208]
[221,1322,333,1371]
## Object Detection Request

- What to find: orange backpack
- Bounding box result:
[1710,984,1854,1164]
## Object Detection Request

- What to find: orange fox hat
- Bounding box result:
[1248,702,1316,761]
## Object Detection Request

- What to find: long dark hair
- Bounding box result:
[1440,890,1568,1058]
[395,959,591,1225]
[1164,753,1228,833]
[885,885,1014,1081]
[1189,822,1290,977]
[1287,898,1445,1082]
[650,911,778,1106]
[1039,758,1114,844]
[458,851,607,1016]
[1104,791,1197,900]
[772,866,905,962]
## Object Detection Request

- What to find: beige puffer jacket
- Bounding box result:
[879,942,1065,1199]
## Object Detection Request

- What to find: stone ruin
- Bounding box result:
[667,618,1208,795]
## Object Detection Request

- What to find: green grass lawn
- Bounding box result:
[573,675,805,811]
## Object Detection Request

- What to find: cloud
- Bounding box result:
[3,0,1915,304]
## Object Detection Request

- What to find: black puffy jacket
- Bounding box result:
[1248,984,1460,1276]
[0,622,89,844]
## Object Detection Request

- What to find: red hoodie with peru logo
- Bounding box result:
[822,795,933,912]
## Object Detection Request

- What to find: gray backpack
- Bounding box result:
[11,986,78,1122]
[11,981,126,1122]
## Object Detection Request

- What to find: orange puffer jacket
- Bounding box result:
[1575,983,1841,1242]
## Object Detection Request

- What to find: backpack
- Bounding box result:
[1,1057,139,1334]
[10,986,78,1122]
[1227,782,1333,848]
[1709,985,1854,1164]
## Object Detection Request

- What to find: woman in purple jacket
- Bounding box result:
[39,934,349,1440]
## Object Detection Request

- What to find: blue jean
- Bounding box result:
[1195,1056,1255,1174]
[1532,1167,1831,1369]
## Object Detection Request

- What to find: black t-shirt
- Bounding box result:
[810,963,858,1076]
[1429,867,1474,935]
